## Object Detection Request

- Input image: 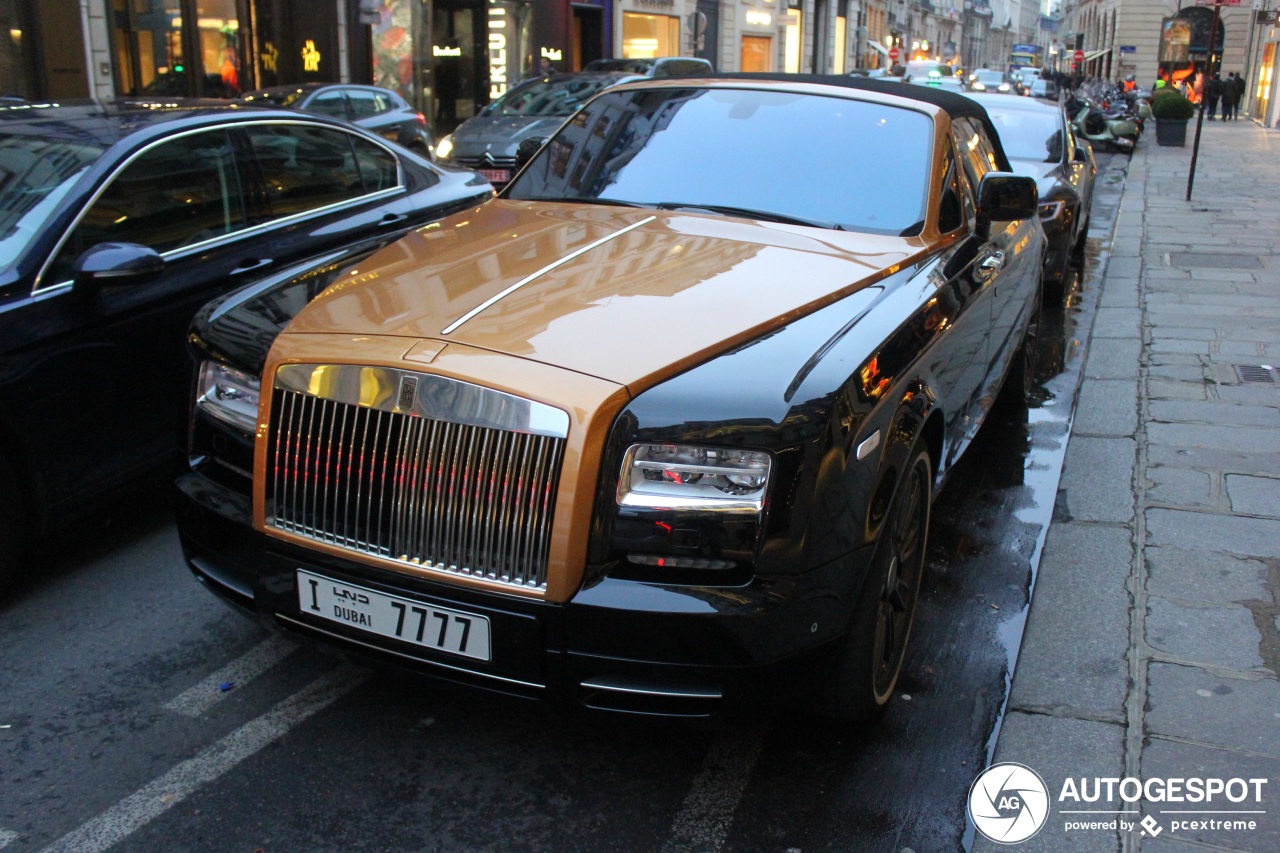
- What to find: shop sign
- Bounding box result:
[1258,9,1280,23]
[540,47,563,61]
[489,4,508,100]
[261,41,278,73]
[635,0,676,7]
[301,40,321,73]
[1160,17,1191,63]
[433,45,462,57]
[745,10,773,27]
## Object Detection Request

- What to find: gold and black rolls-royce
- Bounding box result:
[177,75,1043,721]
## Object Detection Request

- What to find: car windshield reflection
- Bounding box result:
[505,87,933,235]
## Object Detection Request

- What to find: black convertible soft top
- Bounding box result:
[708,73,1012,171]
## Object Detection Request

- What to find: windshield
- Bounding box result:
[485,76,620,118]
[984,108,1064,163]
[505,87,933,235]
[0,136,103,269]
[974,70,1004,85]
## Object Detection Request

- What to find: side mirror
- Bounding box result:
[515,137,548,171]
[73,242,164,291]
[974,173,1038,241]
[1073,145,1088,162]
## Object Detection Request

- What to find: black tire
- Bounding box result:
[824,443,932,722]
[0,456,24,598]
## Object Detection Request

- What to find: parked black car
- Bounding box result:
[435,72,639,187]
[240,84,435,155]
[0,100,492,594]
[966,92,1096,286]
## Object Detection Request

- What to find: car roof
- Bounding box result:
[963,92,1062,115]
[0,99,345,147]
[625,73,1014,171]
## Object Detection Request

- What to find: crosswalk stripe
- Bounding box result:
[664,728,765,853]
[0,829,19,849]
[163,635,298,717]
[40,666,367,853]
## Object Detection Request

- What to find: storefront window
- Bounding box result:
[372,0,533,138]
[784,9,803,73]
[112,0,243,97]
[197,0,241,95]
[741,35,772,72]
[622,12,678,59]
[1256,43,1275,122]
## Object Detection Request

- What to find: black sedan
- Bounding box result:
[175,76,1043,722]
[435,72,635,187]
[240,84,435,155]
[967,92,1096,287]
[0,100,492,594]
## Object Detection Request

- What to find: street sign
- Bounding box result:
[1258,8,1280,22]
[1120,45,1137,54]
[888,47,900,61]
[1073,49,1085,62]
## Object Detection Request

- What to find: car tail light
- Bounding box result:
[415,112,427,126]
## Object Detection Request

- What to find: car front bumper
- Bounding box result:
[175,471,865,717]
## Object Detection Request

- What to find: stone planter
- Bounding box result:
[1155,118,1189,146]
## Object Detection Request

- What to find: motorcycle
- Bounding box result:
[1066,88,1149,153]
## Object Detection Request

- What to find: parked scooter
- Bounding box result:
[1066,88,1148,153]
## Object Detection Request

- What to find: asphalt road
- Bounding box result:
[0,153,1126,853]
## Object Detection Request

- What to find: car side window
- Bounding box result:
[936,145,964,235]
[245,124,397,220]
[45,129,246,284]
[347,89,389,119]
[308,90,350,119]
[950,118,992,196]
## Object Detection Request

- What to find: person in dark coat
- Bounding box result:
[1206,73,1224,120]
[1231,72,1247,120]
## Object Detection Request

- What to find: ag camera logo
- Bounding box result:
[969,762,1051,844]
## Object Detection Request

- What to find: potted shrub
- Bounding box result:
[1151,90,1196,146]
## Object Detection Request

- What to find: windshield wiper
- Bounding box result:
[650,202,845,231]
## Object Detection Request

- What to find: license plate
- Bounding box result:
[296,570,491,662]
[478,168,511,183]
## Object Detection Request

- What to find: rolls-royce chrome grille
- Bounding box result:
[266,364,569,590]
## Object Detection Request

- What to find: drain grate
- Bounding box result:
[1235,364,1277,384]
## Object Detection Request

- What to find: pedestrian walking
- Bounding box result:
[1206,73,1224,120]
[1222,72,1236,120]
[1232,72,1247,120]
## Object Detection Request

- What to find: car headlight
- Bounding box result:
[617,444,771,513]
[436,134,453,160]
[998,83,1011,91]
[196,361,261,433]
[972,82,986,90]
[1038,201,1066,222]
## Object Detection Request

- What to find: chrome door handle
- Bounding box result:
[229,258,274,276]
[975,250,1005,281]
[378,212,409,228]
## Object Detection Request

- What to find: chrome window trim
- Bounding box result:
[32,119,407,295]
[274,363,571,439]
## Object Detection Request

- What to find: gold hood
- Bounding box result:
[284,200,926,394]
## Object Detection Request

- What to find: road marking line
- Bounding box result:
[163,635,298,717]
[40,666,367,853]
[0,829,19,849]
[664,728,765,853]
